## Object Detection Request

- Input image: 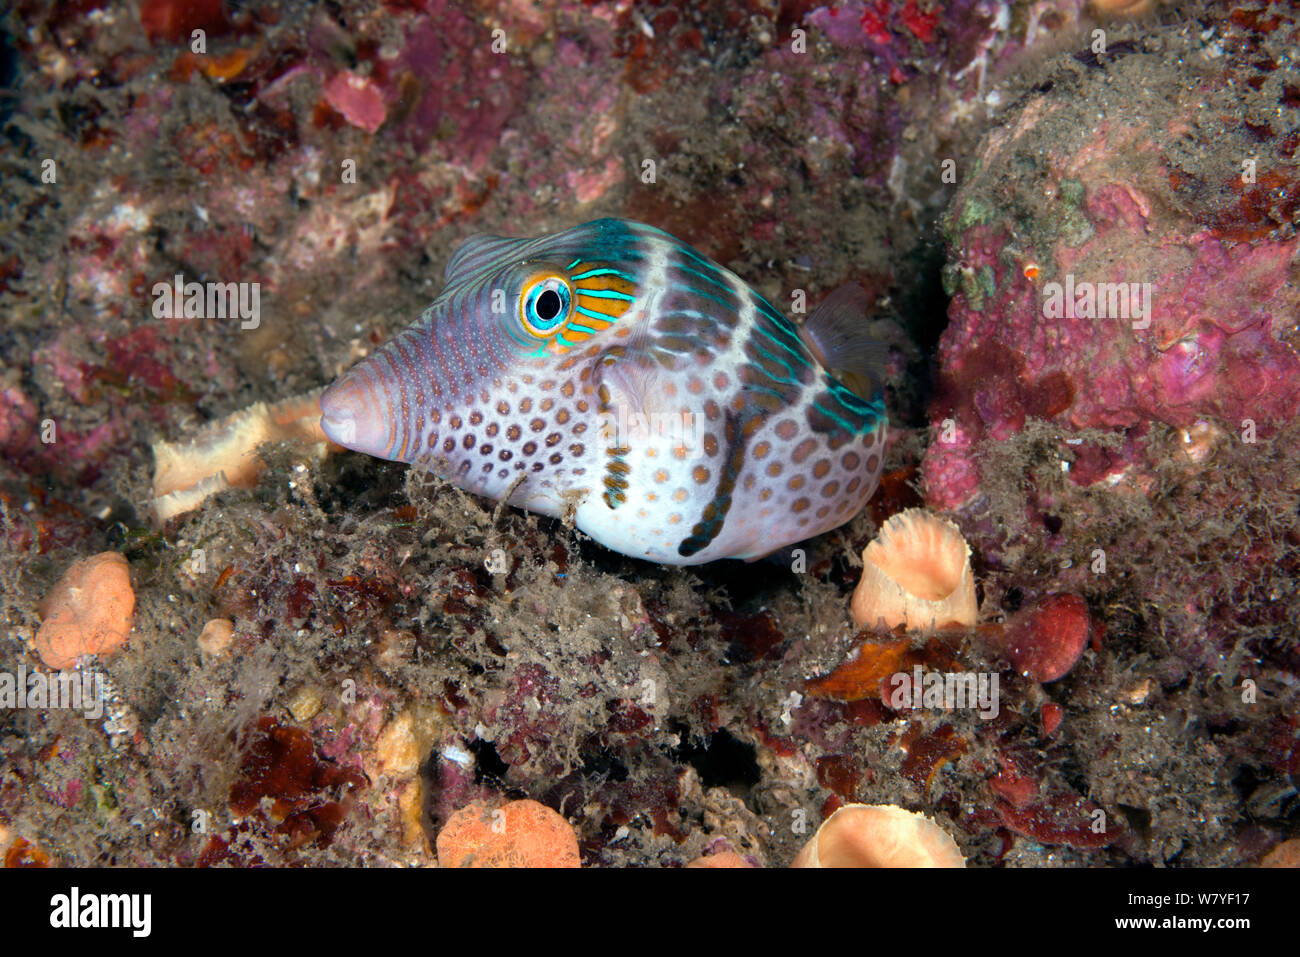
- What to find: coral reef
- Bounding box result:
[910,1,1300,865]
[0,0,1294,871]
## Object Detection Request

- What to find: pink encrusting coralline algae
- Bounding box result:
[923,16,1300,515]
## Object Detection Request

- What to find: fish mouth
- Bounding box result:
[319,368,396,460]
[319,402,359,446]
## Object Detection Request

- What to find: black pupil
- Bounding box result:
[536,288,562,321]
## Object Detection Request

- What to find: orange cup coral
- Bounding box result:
[792,803,965,868]
[33,552,135,670]
[851,509,977,631]
[686,850,754,868]
[436,799,580,868]
[1089,0,1157,17]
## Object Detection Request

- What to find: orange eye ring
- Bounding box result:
[519,273,573,338]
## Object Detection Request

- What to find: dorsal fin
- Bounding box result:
[444,234,532,282]
[796,283,891,399]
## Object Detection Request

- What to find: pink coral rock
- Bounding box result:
[924,19,1300,515]
[323,71,387,134]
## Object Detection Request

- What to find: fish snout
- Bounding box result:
[320,368,396,459]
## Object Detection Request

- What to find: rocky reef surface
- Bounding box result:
[0,0,1295,867]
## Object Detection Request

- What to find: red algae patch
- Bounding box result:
[197,717,369,865]
[984,594,1092,682]
[33,552,134,670]
[324,71,388,134]
[805,633,964,704]
[436,799,580,868]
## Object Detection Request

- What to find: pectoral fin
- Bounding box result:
[796,283,892,399]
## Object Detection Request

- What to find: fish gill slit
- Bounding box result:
[677,410,746,558]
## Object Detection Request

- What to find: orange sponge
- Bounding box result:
[33,552,135,670]
[436,799,580,868]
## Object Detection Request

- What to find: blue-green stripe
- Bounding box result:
[571,267,636,282]
[811,400,861,433]
[752,320,814,369]
[748,342,803,387]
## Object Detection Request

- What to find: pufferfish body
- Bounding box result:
[320,218,889,565]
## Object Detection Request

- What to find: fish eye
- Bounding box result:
[520,275,572,337]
